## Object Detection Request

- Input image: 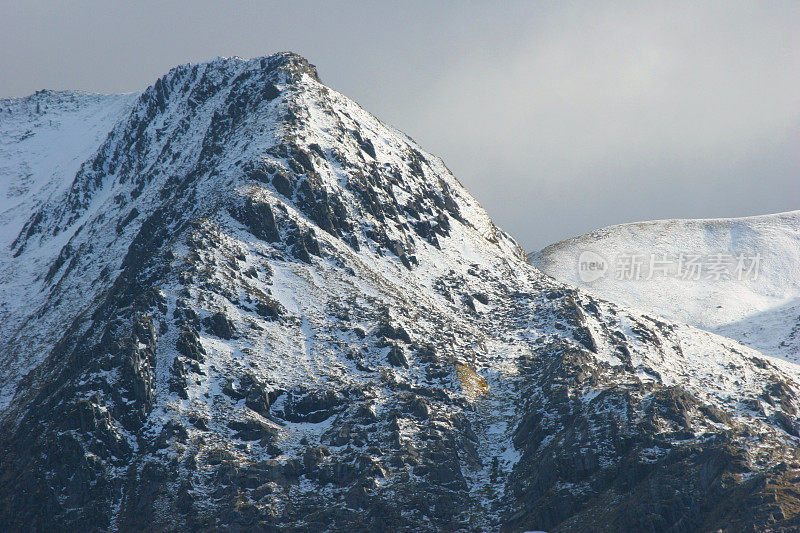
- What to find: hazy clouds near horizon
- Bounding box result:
[2,1,799,250]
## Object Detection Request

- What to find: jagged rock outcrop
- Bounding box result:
[2,53,800,532]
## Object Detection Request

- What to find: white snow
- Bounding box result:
[533,211,800,362]
[0,90,137,247]
[0,90,137,410]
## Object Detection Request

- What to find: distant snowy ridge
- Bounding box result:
[532,210,800,362]
[0,90,137,406]
[0,90,138,245]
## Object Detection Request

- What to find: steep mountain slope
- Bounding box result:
[0,90,138,407]
[533,212,800,362]
[0,90,137,234]
[2,53,800,532]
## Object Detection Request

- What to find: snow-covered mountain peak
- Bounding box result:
[11,52,515,260]
[1,52,523,414]
[3,54,800,531]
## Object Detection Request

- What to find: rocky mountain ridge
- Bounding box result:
[2,53,800,532]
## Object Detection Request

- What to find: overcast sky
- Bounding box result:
[2,1,799,250]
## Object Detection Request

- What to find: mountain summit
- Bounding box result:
[2,53,800,532]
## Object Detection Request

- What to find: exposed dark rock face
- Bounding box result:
[2,52,800,532]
